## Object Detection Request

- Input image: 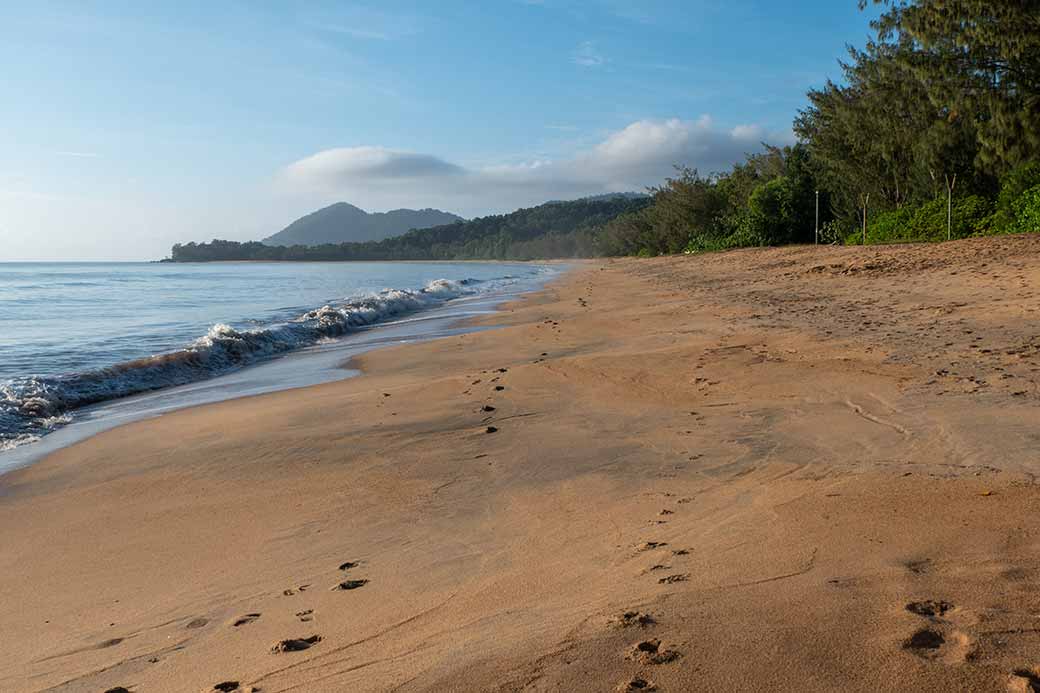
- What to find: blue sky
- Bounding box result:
[0,0,881,260]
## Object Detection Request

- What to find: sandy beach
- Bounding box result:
[5,235,1040,693]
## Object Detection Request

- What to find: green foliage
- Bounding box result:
[866,0,1040,174]
[998,164,1040,212]
[639,167,729,255]
[852,207,914,245]
[819,220,849,245]
[849,195,994,245]
[1009,185,1040,234]
[744,177,798,246]
[616,145,825,257]
[978,162,1040,233]
[916,195,992,240]
[795,33,986,229]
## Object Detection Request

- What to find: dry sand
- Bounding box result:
[4,235,1040,692]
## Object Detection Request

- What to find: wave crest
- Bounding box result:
[0,278,476,450]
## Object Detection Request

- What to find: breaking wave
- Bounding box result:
[0,278,478,451]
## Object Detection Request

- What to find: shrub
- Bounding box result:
[1010,184,1040,233]
[985,162,1040,233]
[998,163,1040,212]
[909,195,992,241]
[744,177,798,246]
[851,196,993,245]
[864,207,915,244]
[819,220,847,245]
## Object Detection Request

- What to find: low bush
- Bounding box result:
[848,196,993,245]
[1009,184,1040,234]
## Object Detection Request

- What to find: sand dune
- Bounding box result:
[4,236,1040,692]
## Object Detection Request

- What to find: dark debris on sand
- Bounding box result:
[271,635,322,653]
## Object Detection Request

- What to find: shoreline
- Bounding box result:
[0,266,565,478]
[5,237,1040,691]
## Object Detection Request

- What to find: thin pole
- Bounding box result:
[815,190,819,245]
[946,174,957,241]
[862,193,869,245]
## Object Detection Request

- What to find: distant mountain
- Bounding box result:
[263,202,463,246]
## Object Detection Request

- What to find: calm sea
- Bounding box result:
[0,261,556,457]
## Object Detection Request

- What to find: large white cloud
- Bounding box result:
[281,117,784,216]
[286,146,464,183]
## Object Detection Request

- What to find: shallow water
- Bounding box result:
[0,261,558,466]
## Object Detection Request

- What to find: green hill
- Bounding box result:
[168,196,650,262]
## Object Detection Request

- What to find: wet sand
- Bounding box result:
[4,236,1040,692]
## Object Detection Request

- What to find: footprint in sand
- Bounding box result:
[186,617,208,629]
[104,688,131,693]
[271,635,321,653]
[332,579,369,591]
[1009,668,1040,692]
[296,609,314,622]
[902,627,973,661]
[636,541,667,552]
[906,600,953,618]
[616,677,656,692]
[338,561,360,571]
[657,573,689,585]
[629,639,681,665]
[904,558,932,574]
[826,576,858,588]
[233,613,261,627]
[213,682,240,692]
[486,426,499,434]
[610,611,656,628]
[903,628,944,654]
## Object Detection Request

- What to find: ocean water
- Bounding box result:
[0,261,557,465]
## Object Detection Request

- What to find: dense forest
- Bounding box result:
[169,196,650,262]
[170,1,1039,262]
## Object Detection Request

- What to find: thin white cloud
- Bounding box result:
[305,6,422,42]
[55,151,100,158]
[317,24,392,40]
[280,117,774,217]
[730,124,764,140]
[572,41,606,67]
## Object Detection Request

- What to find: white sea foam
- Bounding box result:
[0,278,478,450]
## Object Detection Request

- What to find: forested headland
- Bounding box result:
[169,1,1040,262]
[169,196,650,262]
